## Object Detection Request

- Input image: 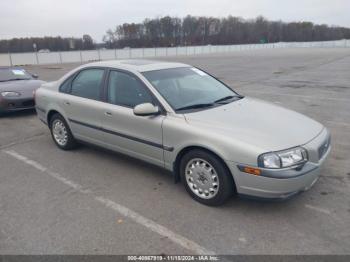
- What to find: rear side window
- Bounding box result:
[71,69,104,100]
[59,76,73,93]
[107,70,153,108]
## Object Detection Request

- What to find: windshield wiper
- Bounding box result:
[214,95,244,104]
[176,103,215,111]
[175,95,244,111]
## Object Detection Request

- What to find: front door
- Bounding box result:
[100,70,165,167]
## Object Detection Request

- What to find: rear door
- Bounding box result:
[60,67,107,144]
[100,69,166,167]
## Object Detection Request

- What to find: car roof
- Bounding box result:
[86,59,190,73]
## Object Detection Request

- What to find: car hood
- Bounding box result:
[0,79,45,97]
[183,97,324,152]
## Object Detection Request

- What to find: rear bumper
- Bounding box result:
[227,128,331,200]
[35,106,48,125]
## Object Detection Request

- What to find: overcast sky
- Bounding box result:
[1,0,349,42]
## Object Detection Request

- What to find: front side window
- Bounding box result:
[71,69,104,100]
[107,70,153,108]
[142,67,239,111]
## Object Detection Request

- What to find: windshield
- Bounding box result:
[142,67,239,111]
[0,68,32,82]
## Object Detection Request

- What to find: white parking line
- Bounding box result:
[304,204,332,215]
[95,196,214,255]
[4,150,92,194]
[3,150,215,255]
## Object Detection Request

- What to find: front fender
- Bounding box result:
[163,115,264,171]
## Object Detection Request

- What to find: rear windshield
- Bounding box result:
[0,68,32,82]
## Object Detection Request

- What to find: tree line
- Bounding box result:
[103,15,350,48]
[1,15,350,53]
[0,35,94,53]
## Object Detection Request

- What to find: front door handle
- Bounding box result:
[105,111,112,116]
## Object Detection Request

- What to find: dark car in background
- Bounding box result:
[0,67,45,114]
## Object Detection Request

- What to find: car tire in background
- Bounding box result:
[180,149,235,206]
[49,113,77,150]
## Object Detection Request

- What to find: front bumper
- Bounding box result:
[0,96,35,112]
[227,128,331,200]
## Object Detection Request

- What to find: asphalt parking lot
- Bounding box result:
[1,48,350,255]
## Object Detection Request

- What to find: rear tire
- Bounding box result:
[180,149,234,206]
[49,113,77,150]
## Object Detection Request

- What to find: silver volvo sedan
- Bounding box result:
[35,60,331,206]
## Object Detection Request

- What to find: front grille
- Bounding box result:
[22,100,35,107]
[318,135,331,160]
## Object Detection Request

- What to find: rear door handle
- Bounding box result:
[105,111,112,116]
[64,101,70,105]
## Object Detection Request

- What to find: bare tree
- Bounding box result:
[101,15,350,49]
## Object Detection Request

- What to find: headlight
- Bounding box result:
[1,91,21,97]
[258,147,308,169]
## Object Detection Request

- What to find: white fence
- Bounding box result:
[1,39,349,66]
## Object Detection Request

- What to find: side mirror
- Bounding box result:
[32,74,39,79]
[133,103,160,116]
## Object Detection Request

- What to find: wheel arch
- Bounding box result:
[47,110,62,125]
[173,145,236,190]
[46,109,78,150]
[47,109,71,129]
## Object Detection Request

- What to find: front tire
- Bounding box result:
[49,113,77,150]
[180,149,235,206]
